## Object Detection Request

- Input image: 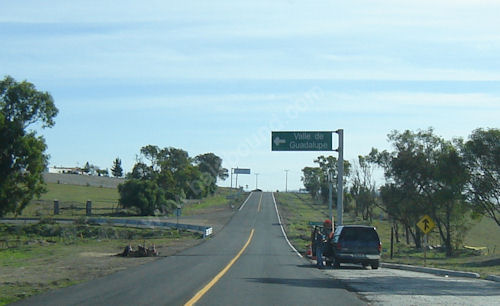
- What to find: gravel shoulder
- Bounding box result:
[321,264,500,305]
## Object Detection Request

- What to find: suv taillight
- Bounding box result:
[378,242,382,252]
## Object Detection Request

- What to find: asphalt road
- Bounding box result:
[16,192,364,305]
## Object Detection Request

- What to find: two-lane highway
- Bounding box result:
[193,192,363,305]
[17,192,364,305]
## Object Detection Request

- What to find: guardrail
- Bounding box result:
[0,217,213,238]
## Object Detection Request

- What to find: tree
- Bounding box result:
[372,129,471,256]
[111,157,123,177]
[463,128,500,226]
[301,156,350,205]
[194,153,228,195]
[313,155,351,204]
[83,162,91,174]
[301,166,322,199]
[119,146,227,215]
[118,179,170,216]
[350,155,377,222]
[0,76,58,217]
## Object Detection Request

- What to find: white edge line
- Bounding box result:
[238,192,253,211]
[272,192,303,258]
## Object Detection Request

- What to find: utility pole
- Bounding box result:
[328,169,333,223]
[284,169,289,192]
[335,129,344,226]
[255,173,260,189]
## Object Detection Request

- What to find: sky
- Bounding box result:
[1,0,499,192]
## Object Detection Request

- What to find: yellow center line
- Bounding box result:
[184,229,255,306]
[257,193,263,212]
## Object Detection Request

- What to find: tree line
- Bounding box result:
[118,145,228,215]
[302,128,500,256]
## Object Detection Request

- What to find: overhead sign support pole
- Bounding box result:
[233,168,251,190]
[335,129,344,226]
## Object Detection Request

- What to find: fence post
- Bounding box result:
[86,200,92,216]
[54,200,59,215]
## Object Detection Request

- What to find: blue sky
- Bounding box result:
[1,1,499,191]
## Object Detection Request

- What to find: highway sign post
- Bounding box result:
[417,215,435,266]
[231,168,251,190]
[272,130,344,225]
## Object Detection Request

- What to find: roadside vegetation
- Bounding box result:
[0,218,200,305]
[119,146,229,216]
[275,192,500,278]
[301,128,500,258]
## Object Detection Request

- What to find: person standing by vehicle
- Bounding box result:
[315,227,326,268]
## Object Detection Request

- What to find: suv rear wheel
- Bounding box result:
[371,261,379,269]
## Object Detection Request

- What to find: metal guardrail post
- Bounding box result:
[86,200,92,216]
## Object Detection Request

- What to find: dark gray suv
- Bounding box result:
[327,225,381,269]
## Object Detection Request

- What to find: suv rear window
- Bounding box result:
[340,227,379,242]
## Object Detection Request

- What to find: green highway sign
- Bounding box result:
[272,131,333,151]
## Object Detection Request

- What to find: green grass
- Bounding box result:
[9,183,120,218]
[182,188,247,216]
[275,192,330,253]
[275,192,500,278]
[13,184,242,219]
[40,182,119,204]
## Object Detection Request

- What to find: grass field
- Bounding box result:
[8,183,120,218]
[182,188,247,216]
[10,183,242,218]
[275,192,500,278]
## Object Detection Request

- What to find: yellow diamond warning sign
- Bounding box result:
[417,215,435,234]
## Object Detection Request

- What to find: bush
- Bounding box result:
[118,179,168,216]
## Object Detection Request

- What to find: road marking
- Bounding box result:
[257,192,263,212]
[271,192,303,258]
[238,192,253,211]
[184,229,255,306]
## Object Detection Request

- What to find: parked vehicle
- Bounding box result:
[326,225,381,269]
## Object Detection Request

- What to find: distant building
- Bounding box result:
[48,166,83,175]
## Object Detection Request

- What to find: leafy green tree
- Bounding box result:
[313,155,351,204]
[463,128,500,226]
[0,76,58,217]
[118,179,169,215]
[301,166,322,199]
[372,129,471,256]
[119,146,227,215]
[194,153,228,195]
[301,156,350,204]
[111,157,123,177]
